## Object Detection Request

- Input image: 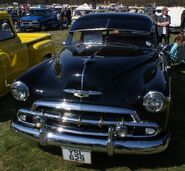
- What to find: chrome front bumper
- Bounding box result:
[11,118,170,156]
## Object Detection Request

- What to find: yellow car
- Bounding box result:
[0,11,53,96]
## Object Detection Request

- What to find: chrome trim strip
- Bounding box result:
[11,120,170,155]
[107,127,114,156]
[48,125,158,138]
[31,101,137,115]
[63,89,103,98]
[11,121,39,138]
[80,64,86,98]
[17,109,158,128]
[39,112,47,145]
[50,126,108,137]
[69,28,150,35]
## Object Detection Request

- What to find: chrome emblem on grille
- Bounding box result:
[63,89,103,98]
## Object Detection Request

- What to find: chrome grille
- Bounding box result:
[16,101,160,139]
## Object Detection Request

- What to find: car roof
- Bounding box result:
[70,13,154,33]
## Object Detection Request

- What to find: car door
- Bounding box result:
[43,10,56,28]
[0,18,29,95]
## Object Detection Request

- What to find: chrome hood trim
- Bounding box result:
[63,89,103,98]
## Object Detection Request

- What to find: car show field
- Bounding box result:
[1,29,185,171]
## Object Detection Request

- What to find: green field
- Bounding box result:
[1,30,185,171]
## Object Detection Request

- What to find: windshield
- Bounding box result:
[67,30,153,48]
[66,30,154,57]
[27,10,47,16]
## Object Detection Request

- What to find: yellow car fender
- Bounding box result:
[0,52,11,96]
[28,39,52,66]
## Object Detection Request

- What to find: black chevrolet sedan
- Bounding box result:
[11,13,171,164]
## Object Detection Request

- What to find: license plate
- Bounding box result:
[62,147,91,164]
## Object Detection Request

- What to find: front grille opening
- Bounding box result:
[36,107,134,122]
[47,120,109,132]
[32,104,157,138]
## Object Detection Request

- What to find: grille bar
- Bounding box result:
[31,101,140,122]
[16,102,160,139]
[32,101,136,115]
[49,125,108,137]
[17,109,159,129]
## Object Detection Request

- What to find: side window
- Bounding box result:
[0,19,15,41]
[72,32,82,44]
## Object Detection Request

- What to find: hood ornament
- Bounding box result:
[63,89,103,98]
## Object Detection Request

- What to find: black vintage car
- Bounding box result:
[11,13,171,164]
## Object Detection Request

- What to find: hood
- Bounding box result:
[56,48,161,107]
[21,15,44,21]
[19,48,166,108]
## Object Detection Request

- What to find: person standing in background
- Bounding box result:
[66,8,71,25]
[56,11,62,29]
[157,7,171,44]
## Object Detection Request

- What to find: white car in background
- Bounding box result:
[155,6,185,32]
[72,3,95,24]
[155,6,164,16]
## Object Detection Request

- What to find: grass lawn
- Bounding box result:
[1,30,185,171]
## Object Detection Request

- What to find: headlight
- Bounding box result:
[11,81,29,101]
[143,91,166,112]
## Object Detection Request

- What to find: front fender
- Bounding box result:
[0,52,11,96]
[28,39,52,66]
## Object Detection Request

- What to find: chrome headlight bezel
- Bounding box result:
[11,81,30,101]
[143,91,167,113]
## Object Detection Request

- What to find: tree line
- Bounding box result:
[0,0,184,6]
